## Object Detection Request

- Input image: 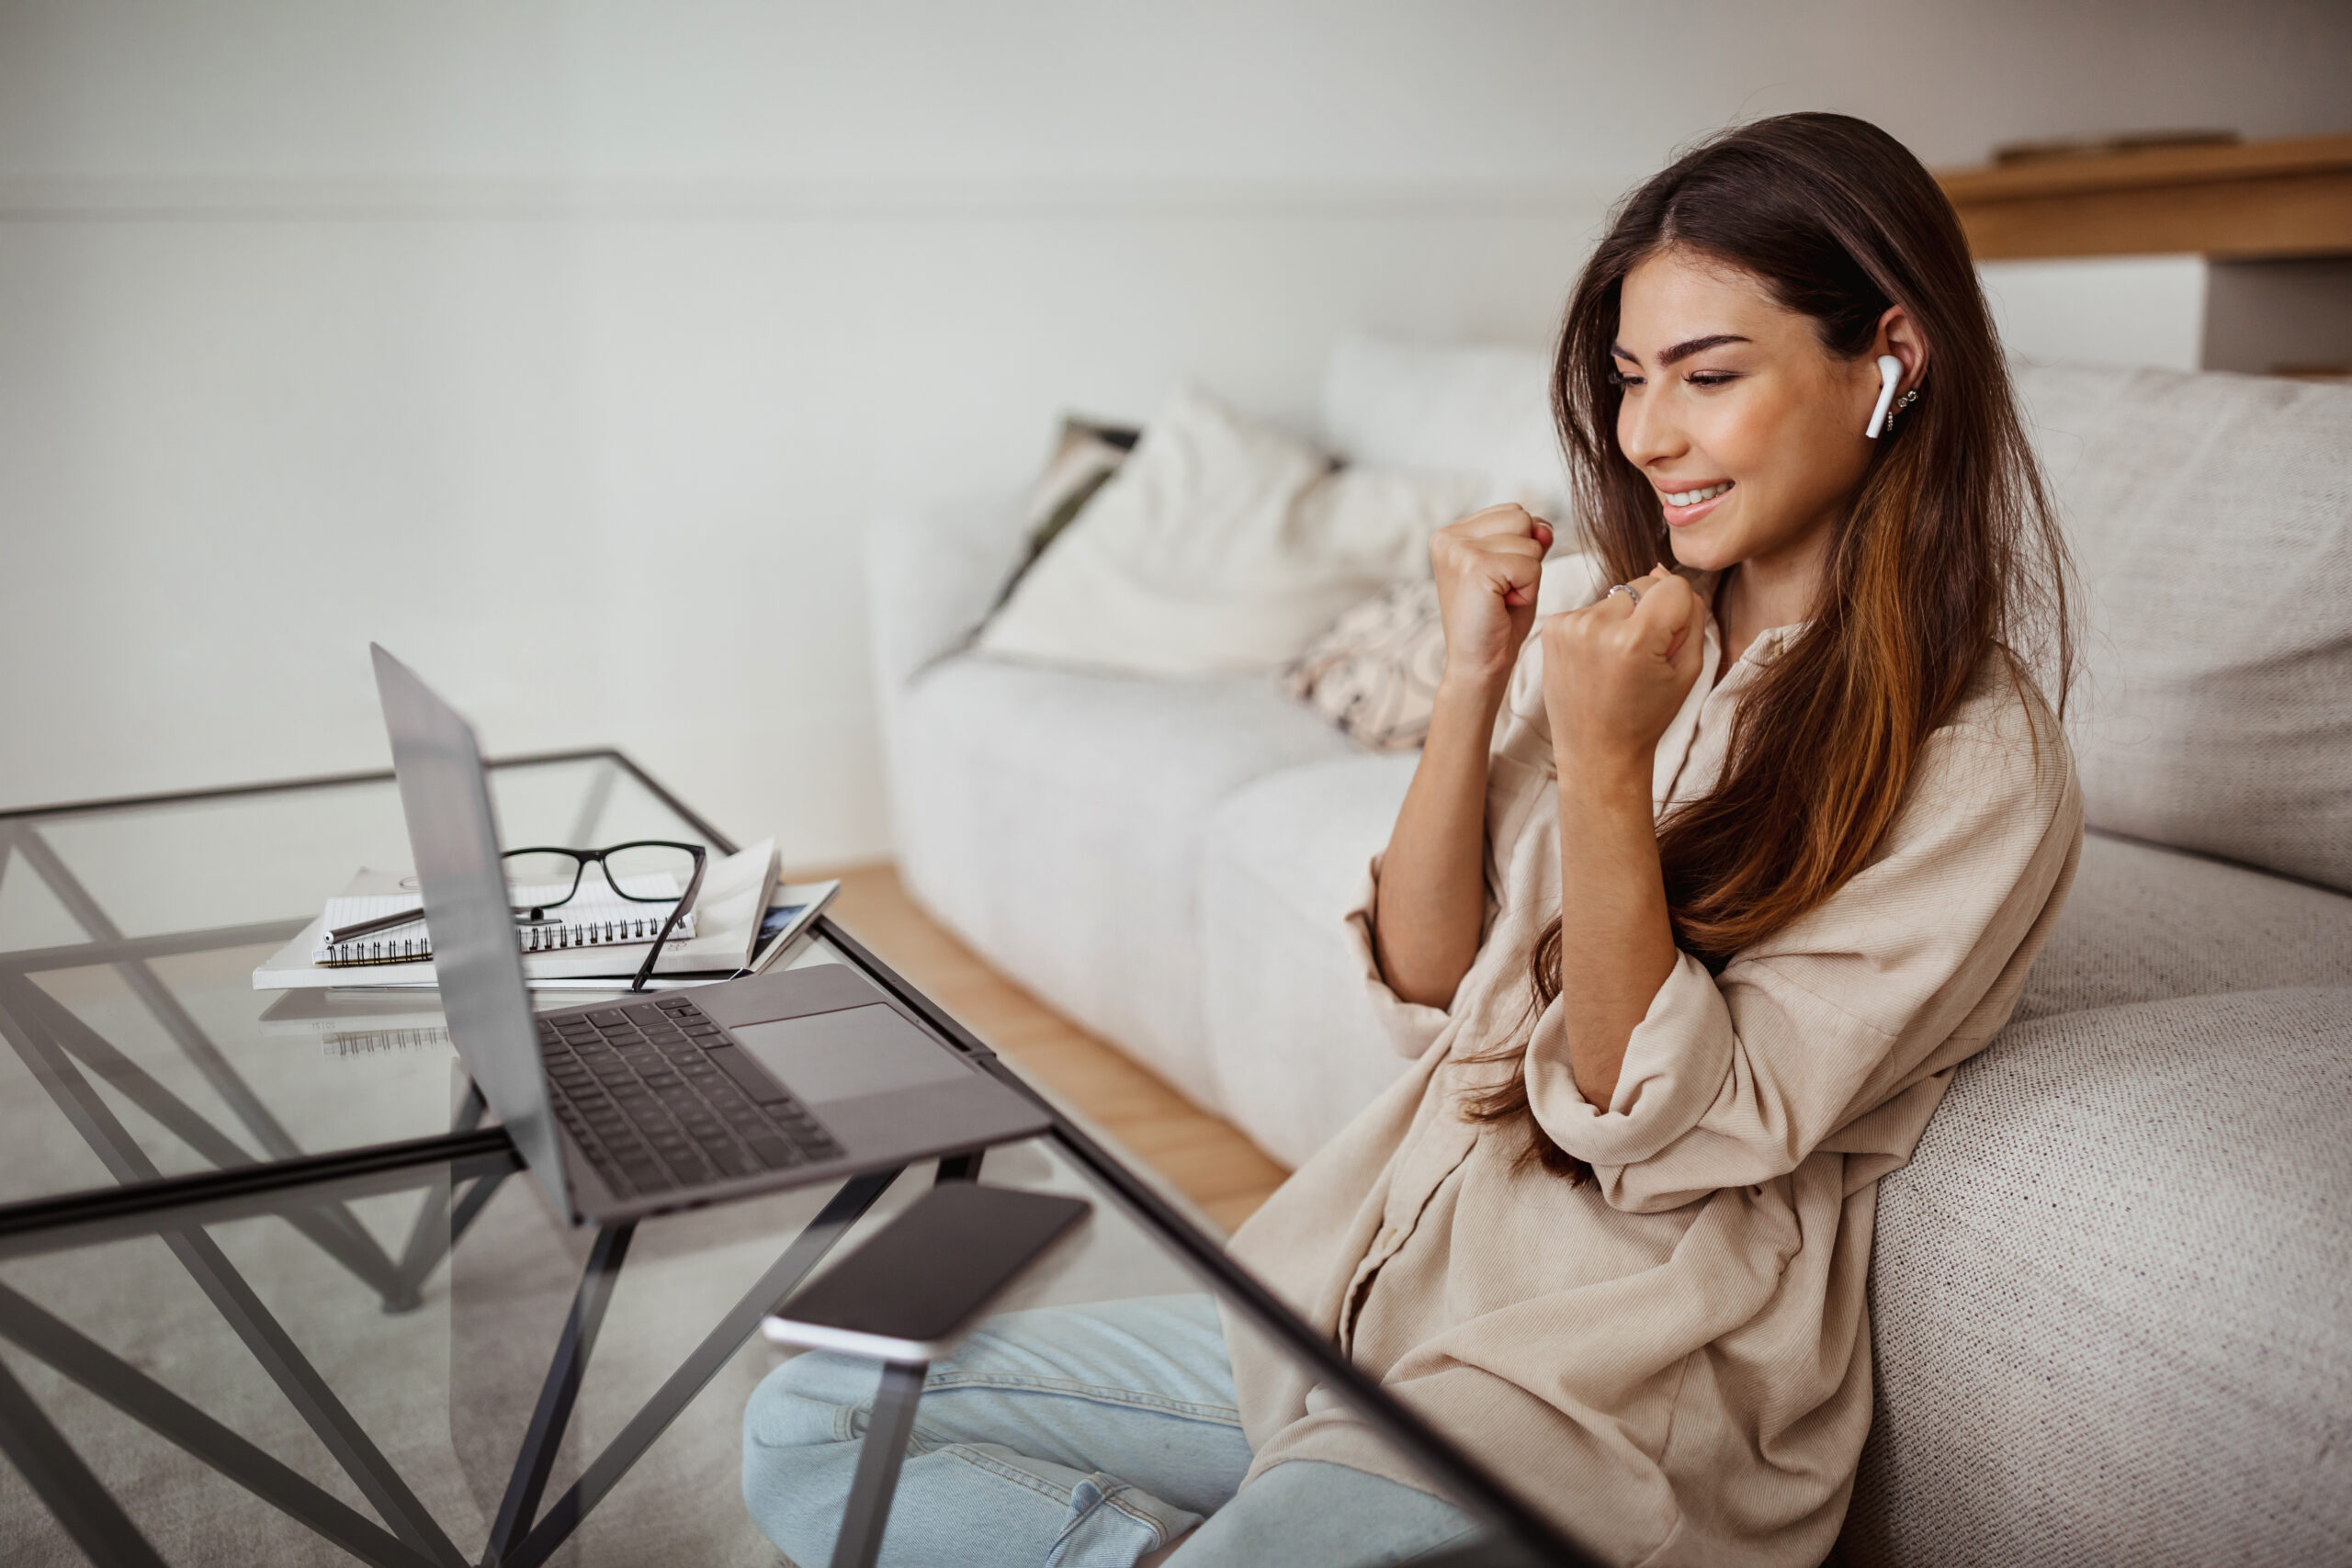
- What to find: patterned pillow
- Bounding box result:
[1285,549,1605,750]
[1282,577,1446,751]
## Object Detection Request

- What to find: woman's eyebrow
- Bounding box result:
[1657,333,1750,366]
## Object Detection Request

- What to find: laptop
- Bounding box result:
[371,644,1049,1225]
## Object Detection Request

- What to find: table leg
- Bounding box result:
[0,1351,170,1568]
[14,981,408,1300]
[13,828,376,1178]
[0,983,469,1568]
[503,1166,903,1568]
[445,1164,510,1246]
[484,1223,634,1566]
[0,1279,439,1568]
[384,1087,495,1312]
[829,1359,929,1568]
[0,823,406,1297]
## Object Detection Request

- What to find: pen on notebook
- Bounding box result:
[324,908,426,945]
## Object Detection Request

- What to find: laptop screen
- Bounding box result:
[371,645,570,1217]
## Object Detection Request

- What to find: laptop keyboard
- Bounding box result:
[536,996,843,1199]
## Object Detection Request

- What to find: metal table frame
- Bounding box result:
[0,753,1595,1568]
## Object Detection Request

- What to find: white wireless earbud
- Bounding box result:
[1864,355,1903,439]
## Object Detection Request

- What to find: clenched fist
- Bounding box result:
[1429,504,1555,689]
[1539,565,1707,772]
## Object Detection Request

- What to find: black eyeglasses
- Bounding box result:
[501,840,708,994]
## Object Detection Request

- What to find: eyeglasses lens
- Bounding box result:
[601,843,701,903]
[503,851,587,911]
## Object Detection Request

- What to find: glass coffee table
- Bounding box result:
[0,752,1589,1566]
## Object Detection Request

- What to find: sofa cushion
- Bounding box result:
[977,417,1139,628]
[885,654,1359,1110]
[1846,985,2352,1567]
[2013,829,2352,1023]
[1318,336,1568,517]
[977,381,1487,678]
[1198,753,1422,1165]
[2014,363,2352,892]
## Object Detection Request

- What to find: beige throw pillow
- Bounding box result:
[974,382,1493,678]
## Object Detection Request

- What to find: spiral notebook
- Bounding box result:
[311,871,699,966]
[253,840,778,989]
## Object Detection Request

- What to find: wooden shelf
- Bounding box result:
[1936,133,2352,261]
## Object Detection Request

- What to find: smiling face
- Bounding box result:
[1611,246,1890,582]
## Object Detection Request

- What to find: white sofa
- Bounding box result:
[866,342,2352,1563]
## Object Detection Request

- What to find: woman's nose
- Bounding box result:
[1619,394,1685,470]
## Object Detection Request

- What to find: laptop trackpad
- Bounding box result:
[729,1006,970,1105]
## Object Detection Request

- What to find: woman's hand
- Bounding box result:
[1539,566,1707,779]
[1372,504,1555,1008]
[1430,504,1555,690]
[1540,566,1702,1111]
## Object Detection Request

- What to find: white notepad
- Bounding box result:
[313,873,697,965]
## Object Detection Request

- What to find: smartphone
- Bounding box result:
[761,1183,1091,1361]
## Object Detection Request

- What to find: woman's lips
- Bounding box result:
[1658,479,1734,527]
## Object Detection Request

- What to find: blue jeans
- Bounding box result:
[741,1293,1480,1567]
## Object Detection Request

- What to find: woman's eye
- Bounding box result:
[1608,369,1644,388]
[1686,371,1738,388]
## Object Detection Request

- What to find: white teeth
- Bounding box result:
[1665,481,1731,507]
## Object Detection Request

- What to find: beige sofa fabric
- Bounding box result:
[2013,831,2352,1021]
[2016,365,2352,892]
[1849,984,2352,1567]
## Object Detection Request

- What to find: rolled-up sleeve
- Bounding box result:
[1343,855,1456,1060]
[1523,707,2083,1213]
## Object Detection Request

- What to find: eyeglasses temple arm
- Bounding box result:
[628,848,708,994]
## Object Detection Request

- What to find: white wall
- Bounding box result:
[6,1,2349,864]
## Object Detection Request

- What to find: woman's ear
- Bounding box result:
[1873,305,1928,396]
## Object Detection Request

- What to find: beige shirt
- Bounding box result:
[1225,585,2084,1567]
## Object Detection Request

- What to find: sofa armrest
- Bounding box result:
[864,491,1030,694]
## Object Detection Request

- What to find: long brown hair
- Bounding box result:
[1465,113,2073,1180]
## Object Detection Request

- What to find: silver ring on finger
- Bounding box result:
[1606,582,1641,606]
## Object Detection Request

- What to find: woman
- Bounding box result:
[744,112,2082,1568]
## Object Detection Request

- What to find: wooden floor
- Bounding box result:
[816,863,1291,1234]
